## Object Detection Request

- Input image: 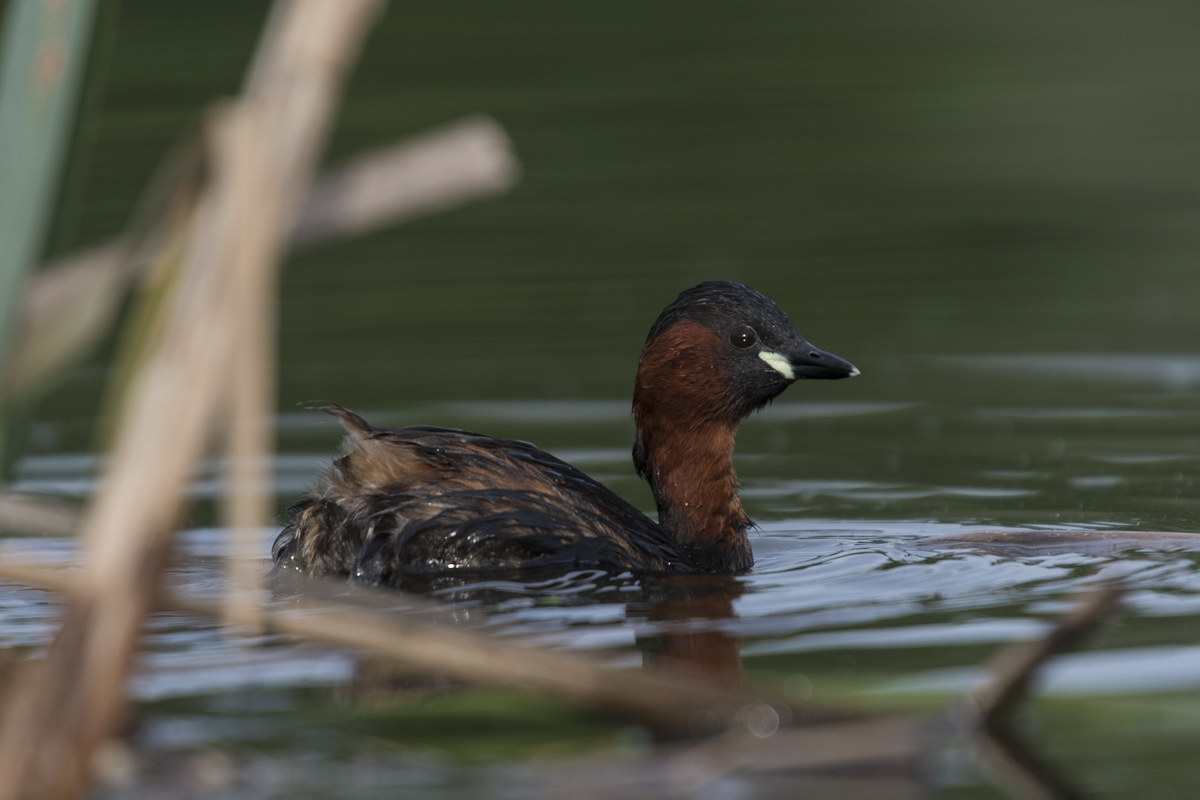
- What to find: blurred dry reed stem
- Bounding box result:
[0,115,518,410]
[0,489,79,537]
[0,1,386,797]
[291,115,519,243]
[0,139,206,409]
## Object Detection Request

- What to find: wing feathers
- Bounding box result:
[274,411,681,586]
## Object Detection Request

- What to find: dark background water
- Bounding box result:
[5,0,1200,797]
[35,0,1200,398]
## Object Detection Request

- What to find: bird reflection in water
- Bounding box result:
[632,573,745,690]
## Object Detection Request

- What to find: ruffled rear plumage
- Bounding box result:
[273,407,687,586]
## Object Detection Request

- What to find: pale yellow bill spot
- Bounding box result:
[758,350,794,380]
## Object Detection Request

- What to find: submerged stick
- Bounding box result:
[972,728,1088,800]
[960,585,1122,800]
[965,585,1121,730]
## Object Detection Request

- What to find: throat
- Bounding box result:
[636,421,753,571]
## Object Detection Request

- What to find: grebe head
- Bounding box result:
[635,281,858,424]
[631,281,857,570]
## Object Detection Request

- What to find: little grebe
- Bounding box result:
[273,281,858,584]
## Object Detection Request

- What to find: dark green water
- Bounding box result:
[5,0,1200,797]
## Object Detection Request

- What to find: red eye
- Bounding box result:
[729,325,757,349]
